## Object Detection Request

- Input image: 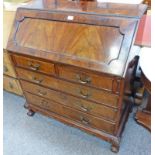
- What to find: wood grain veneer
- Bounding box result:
[21,80,118,121]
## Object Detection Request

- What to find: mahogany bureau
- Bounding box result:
[6,0,147,152]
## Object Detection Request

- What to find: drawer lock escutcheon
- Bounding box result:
[41,100,50,109]
[79,89,91,99]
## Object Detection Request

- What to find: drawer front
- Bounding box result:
[58,65,119,91]
[12,55,55,75]
[3,75,23,95]
[25,92,115,134]
[62,105,115,134]
[3,51,12,65]
[25,92,64,115]
[16,68,119,108]
[21,80,118,121]
[3,63,16,77]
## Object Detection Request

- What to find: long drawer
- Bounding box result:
[25,92,116,134]
[16,68,119,108]
[12,54,55,75]
[21,80,118,121]
[58,65,120,92]
[3,75,23,95]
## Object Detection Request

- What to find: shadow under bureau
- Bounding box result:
[6,0,147,153]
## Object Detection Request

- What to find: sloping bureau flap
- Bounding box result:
[7,0,147,77]
[16,18,124,65]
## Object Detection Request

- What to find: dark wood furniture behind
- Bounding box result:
[3,10,23,96]
[134,13,151,131]
[135,71,151,131]
[7,0,147,153]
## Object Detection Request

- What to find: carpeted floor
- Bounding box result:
[3,91,150,155]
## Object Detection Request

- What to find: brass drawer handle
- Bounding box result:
[38,90,47,96]
[80,104,91,112]
[3,65,8,72]
[80,105,89,112]
[9,82,14,89]
[32,77,43,84]
[76,74,91,84]
[79,90,91,99]
[28,62,40,71]
[80,116,90,125]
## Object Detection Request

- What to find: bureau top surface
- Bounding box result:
[7,0,147,77]
[21,0,147,18]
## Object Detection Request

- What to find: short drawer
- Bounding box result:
[3,75,23,95]
[58,65,120,92]
[21,80,118,121]
[3,63,16,77]
[25,92,116,134]
[12,54,55,75]
[16,68,119,108]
